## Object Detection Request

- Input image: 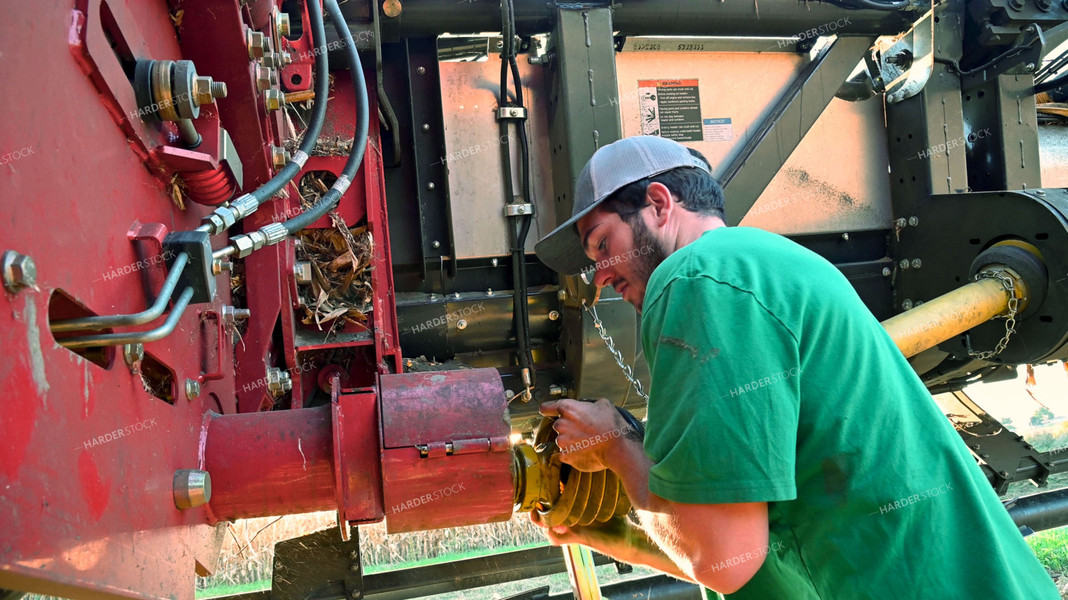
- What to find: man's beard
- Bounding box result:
[628,217,671,295]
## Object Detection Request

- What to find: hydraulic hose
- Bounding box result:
[282,0,369,235]
[199,0,329,234]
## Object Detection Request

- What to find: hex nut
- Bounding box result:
[271,145,290,169]
[266,367,293,398]
[2,251,36,293]
[185,378,201,400]
[232,235,255,258]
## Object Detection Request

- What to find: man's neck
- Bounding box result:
[671,216,727,252]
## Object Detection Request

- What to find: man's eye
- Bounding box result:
[598,239,606,252]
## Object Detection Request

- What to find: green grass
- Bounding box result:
[1030,526,1068,575]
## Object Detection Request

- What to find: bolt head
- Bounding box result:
[911,259,922,269]
[1025,63,1036,72]
[173,469,212,510]
[427,182,436,191]
[4,252,37,291]
[123,343,144,366]
[247,30,267,60]
[882,267,892,277]
[270,145,290,169]
[899,259,910,270]
[264,89,284,112]
[548,310,560,321]
[422,123,431,132]
[908,216,919,227]
[185,379,201,400]
[491,258,499,267]
[275,11,291,37]
[256,66,274,91]
[417,66,426,75]
[233,236,256,257]
[902,299,914,310]
[432,240,441,249]
[457,319,468,330]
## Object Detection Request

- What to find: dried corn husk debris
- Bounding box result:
[295,172,374,332]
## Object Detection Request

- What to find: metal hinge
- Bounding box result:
[415,435,510,458]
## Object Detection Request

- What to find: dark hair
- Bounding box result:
[600,148,724,222]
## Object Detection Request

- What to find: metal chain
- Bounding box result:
[582,299,650,402]
[967,270,1019,361]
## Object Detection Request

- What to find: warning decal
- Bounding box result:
[636,79,703,142]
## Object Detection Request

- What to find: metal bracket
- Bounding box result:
[505,203,534,217]
[497,105,528,120]
[885,9,935,103]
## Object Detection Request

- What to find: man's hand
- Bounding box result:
[530,512,635,562]
[540,398,636,472]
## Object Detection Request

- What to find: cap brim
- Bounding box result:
[533,199,603,275]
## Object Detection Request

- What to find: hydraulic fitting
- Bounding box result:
[202,194,259,234]
[229,222,289,259]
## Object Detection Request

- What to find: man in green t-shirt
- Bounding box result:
[531,135,1059,598]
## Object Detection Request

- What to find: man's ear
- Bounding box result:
[645,182,674,225]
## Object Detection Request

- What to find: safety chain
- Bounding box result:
[966,270,1019,361]
[582,299,650,402]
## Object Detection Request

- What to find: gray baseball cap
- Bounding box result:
[534,135,710,275]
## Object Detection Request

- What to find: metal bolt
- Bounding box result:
[416,66,426,75]
[1008,0,1025,9]
[275,11,291,37]
[908,216,919,227]
[432,240,441,249]
[185,379,201,400]
[504,389,515,398]
[487,288,494,296]
[548,310,560,321]
[421,123,430,132]
[1025,63,1036,72]
[491,258,499,267]
[350,550,359,560]
[558,289,567,301]
[894,218,907,229]
[351,564,360,573]
[549,384,565,397]
[266,367,293,398]
[899,259,910,270]
[280,52,292,67]
[457,319,468,330]
[222,305,251,324]
[247,29,267,60]
[256,66,275,91]
[902,299,914,310]
[270,145,290,169]
[123,344,144,367]
[452,292,461,299]
[841,233,849,241]
[2,250,36,293]
[911,259,922,269]
[173,469,212,510]
[264,89,285,112]
[262,52,284,69]
[882,267,892,277]
[193,76,226,105]
[426,182,436,191]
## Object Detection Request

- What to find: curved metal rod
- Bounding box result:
[50,253,189,333]
[57,287,194,349]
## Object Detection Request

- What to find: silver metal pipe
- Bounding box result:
[50,253,189,332]
[57,287,195,349]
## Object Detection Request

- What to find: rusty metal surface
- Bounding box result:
[379,369,513,533]
[379,368,510,448]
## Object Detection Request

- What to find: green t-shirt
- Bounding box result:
[640,227,1058,599]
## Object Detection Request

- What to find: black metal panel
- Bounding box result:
[963,74,1041,192]
[406,38,455,290]
[271,527,364,600]
[896,189,1068,364]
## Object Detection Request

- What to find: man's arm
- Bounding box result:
[540,399,770,594]
[606,433,769,594]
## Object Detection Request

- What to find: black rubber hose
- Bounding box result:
[283,0,369,234]
[1034,71,1068,96]
[251,0,330,204]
